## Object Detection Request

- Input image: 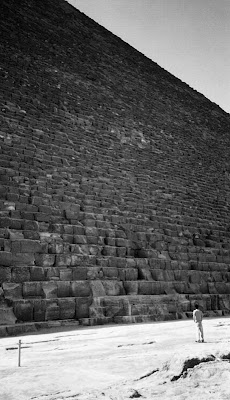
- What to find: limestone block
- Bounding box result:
[116,247,126,257]
[102,246,117,256]
[78,245,90,255]
[111,257,126,268]
[33,299,46,321]
[104,298,129,318]
[0,306,17,325]
[135,258,148,268]
[126,258,137,268]
[13,300,33,322]
[41,282,58,299]
[19,239,42,253]
[215,282,228,294]
[138,281,163,295]
[48,242,64,254]
[73,225,85,235]
[0,266,11,283]
[30,266,46,281]
[85,227,98,236]
[0,251,12,266]
[90,281,106,297]
[11,267,30,283]
[23,282,42,297]
[2,282,22,299]
[57,281,70,297]
[58,298,75,319]
[124,281,138,295]
[55,254,72,267]
[72,267,87,280]
[86,267,100,280]
[23,220,39,231]
[12,252,35,266]
[89,245,100,256]
[35,254,55,267]
[173,281,186,294]
[8,230,24,241]
[151,269,165,281]
[60,268,72,281]
[74,235,87,244]
[208,283,219,294]
[71,281,91,297]
[76,297,91,319]
[102,267,119,280]
[102,281,125,296]
[45,300,60,320]
[137,267,152,281]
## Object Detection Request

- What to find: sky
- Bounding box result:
[66,0,230,114]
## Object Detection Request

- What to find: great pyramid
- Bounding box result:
[1,0,230,336]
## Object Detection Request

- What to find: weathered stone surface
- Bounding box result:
[76,297,91,319]
[13,300,33,322]
[42,282,58,299]
[0,0,230,330]
[0,306,17,325]
[71,281,91,297]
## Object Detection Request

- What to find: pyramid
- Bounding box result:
[1,0,230,336]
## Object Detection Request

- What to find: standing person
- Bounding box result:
[193,303,204,342]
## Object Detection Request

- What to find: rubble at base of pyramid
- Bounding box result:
[1,0,230,336]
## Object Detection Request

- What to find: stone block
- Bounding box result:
[138,281,163,295]
[57,281,70,297]
[45,300,60,320]
[42,282,58,298]
[90,281,106,297]
[30,266,46,281]
[12,253,35,266]
[72,267,87,280]
[116,247,126,257]
[60,268,72,281]
[20,239,42,253]
[102,281,125,296]
[0,251,12,266]
[104,297,130,318]
[102,267,119,280]
[2,282,22,299]
[73,235,87,244]
[76,297,91,319]
[23,220,39,231]
[102,246,117,256]
[33,299,46,321]
[55,254,72,267]
[137,267,152,281]
[124,281,138,295]
[71,281,91,297]
[48,242,64,254]
[86,267,100,280]
[58,298,76,319]
[0,266,11,283]
[0,306,17,325]
[13,300,34,322]
[11,267,30,283]
[23,281,42,297]
[0,326,8,336]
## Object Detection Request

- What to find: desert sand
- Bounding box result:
[0,317,230,400]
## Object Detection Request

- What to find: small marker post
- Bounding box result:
[18,340,21,367]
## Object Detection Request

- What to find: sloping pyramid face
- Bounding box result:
[1,0,230,335]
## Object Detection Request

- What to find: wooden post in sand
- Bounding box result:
[18,340,21,367]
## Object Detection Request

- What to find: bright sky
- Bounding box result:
[66,0,230,114]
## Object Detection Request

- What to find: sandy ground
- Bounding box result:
[0,317,230,400]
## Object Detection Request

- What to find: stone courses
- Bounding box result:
[1,0,230,335]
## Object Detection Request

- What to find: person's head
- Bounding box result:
[194,303,199,310]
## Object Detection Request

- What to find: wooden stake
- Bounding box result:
[18,340,21,367]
